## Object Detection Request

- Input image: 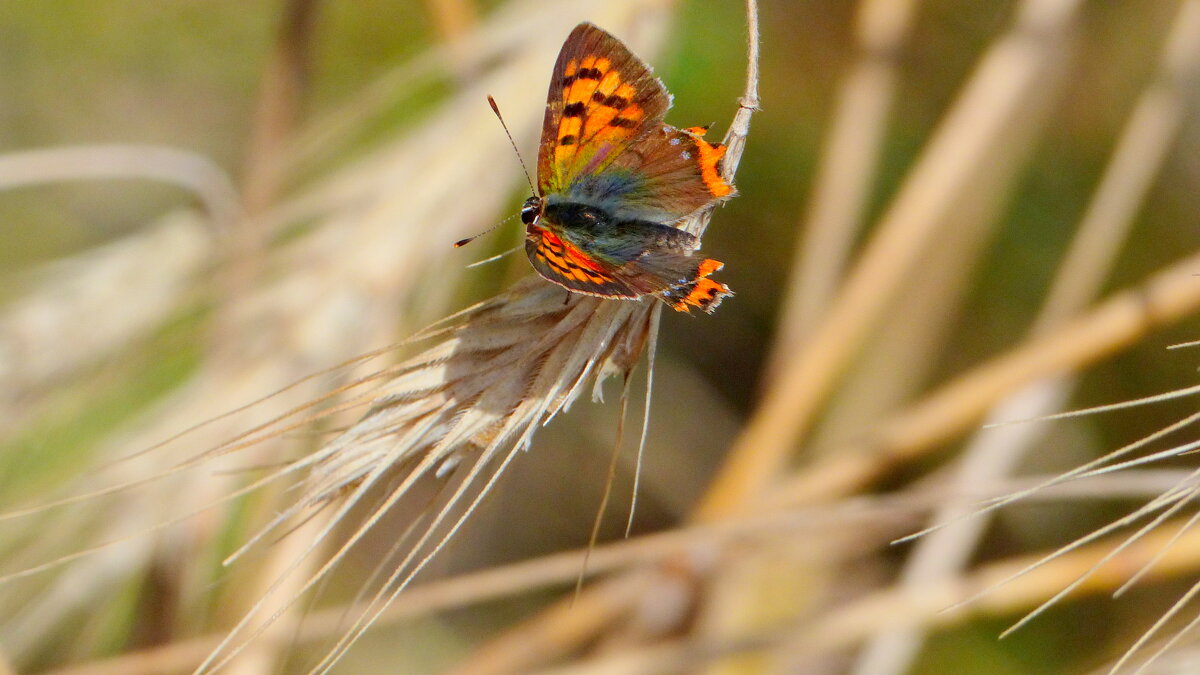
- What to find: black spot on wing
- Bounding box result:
[590,92,630,109]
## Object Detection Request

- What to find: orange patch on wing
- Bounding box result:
[554,115,582,164]
[697,258,723,277]
[557,116,581,141]
[664,258,729,313]
[583,107,618,138]
[564,246,604,275]
[536,236,570,272]
[557,67,650,172]
[565,56,600,105]
[565,81,591,104]
[664,259,729,313]
[684,127,733,198]
[538,230,608,280]
[558,55,622,169]
[558,238,606,273]
[584,103,641,145]
[671,277,730,313]
[595,70,621,96]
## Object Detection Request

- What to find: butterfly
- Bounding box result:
[519,22,735,313]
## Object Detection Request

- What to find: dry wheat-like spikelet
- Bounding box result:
[200,283,662,672]
[0,2,692,671]
[179,8,754,675]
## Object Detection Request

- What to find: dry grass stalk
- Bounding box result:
[24,466,1192,675]
[767,0,921,370]
[806,0,1071,462]
[500,518,1200,675]
[855,4,1200,672]
[770,243,1200,510]
[696,0,1087,520]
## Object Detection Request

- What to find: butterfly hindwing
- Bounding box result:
[525,228,639,298]
[604,124,734,223]
[526,205,729,312]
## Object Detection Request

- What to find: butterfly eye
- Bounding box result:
[520,197,542,225]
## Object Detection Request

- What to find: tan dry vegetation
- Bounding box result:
[4,1,1200,674]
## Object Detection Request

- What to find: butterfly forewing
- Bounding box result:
[537,23,671,196]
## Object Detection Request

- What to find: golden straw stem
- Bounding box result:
[696,0,1087,521]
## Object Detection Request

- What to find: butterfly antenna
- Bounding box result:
[456,97,535,250]
[454,213,517,248]
[487,95,536,194]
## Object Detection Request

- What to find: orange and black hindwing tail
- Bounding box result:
[661,258,731,314]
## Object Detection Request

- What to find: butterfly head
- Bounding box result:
[520,195,544,227]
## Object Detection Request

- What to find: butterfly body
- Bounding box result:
[520,23,734,313]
